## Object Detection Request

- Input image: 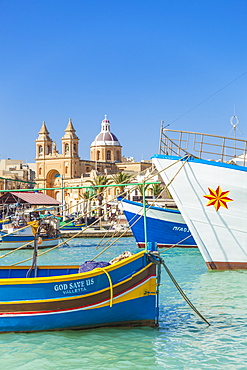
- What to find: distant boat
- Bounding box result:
[0,231,60,250]
[118,197,197,248]
[60,221,85,231]
[153,128,247,270]
[0,248,159,332]
[0,217,60,250]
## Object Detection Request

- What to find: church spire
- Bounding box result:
[62,118,79,139]
[61,118,79,157]
[36,121,53,158]
[37,121,52,141]
[39,121,49,134]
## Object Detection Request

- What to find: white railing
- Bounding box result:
[159,129,247,166]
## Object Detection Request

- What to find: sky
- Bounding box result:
[0,0,246,163]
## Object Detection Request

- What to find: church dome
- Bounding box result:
[91,115,121,147]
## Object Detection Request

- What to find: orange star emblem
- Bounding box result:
[203,186,233,211]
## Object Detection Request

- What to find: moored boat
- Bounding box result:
[0,248,159,332]
[118,197,197,248]
[0,217,60,250]
[60,221,85,231]
[153,128,247,270]
[0,232,60,250]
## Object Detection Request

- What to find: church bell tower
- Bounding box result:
[61,118,80,178]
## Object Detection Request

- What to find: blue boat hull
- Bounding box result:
[60,223,85,231]
[0,296,156,332]
[0,250,158,332]
[119,198,197,248]
[0,234,60,250]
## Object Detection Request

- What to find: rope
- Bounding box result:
[148,252,210,326]
[94,183,170,252]
[159,234,194,253]
[164,156,189,189]
[0,240,35,259]
[95,267,113,307]
[1,221,36,237]
[9,156,187,265]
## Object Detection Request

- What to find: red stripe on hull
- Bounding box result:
[0,273,156,316]
[137,243,197,249]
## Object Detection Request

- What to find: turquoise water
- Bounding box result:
[0,237,247,369]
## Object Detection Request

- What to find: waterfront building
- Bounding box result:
[0,159,35,191]
[35,116,153,215]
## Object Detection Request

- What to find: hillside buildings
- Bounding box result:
[0,159,35,191]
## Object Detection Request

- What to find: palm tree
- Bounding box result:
[151,183,164,198]
[136,183,150,201]
[111,172,134,197]
[81,189,92,224]
[87,175,112,217]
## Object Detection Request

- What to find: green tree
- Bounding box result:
[151,183,164,198]
[136,183,150,200]
[111,172,134,197]
[87,175,112,217]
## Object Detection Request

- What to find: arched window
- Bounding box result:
[46,145,51,155]
[73,143,77,153]
[39,167,42,175]
[97,151,100,161]
[106,150,111,160]
[65,144,69,153]
[38,145,43,154]
[65,166,68,174]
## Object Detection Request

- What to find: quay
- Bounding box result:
[60,228,133,238]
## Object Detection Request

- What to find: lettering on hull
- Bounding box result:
[54,278,95,295]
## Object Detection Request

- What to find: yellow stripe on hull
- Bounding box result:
[86,277,157,310]
[0,250,146,285]
[0,263,153,305]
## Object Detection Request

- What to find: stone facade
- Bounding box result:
[35,116,155,214]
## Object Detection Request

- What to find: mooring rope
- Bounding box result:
[0,240,35,259]
[148,251,210,326]
[8,155,188,265]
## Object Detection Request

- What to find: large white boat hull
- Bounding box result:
[153,155,247,269]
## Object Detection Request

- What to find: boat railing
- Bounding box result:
[159,129,247,166]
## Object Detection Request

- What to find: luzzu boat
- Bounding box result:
[0,232,60,250]
[118,197,196,248]
[0,248,159,333]
[0,218,60,250]
[60,221,85,231]
[153,128,247,270]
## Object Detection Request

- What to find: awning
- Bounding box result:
[0,192,61,206]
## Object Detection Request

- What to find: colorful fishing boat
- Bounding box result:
[0,217,60,250]
[0,247,159,332]
[118,197,196,248]
[60,221,85,231]
[0,232,60,250]
[153,128,247,270]
[0,218,11,229]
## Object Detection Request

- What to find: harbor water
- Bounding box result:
[0,237,246,369]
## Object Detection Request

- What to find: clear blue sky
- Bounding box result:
[0,0,246,163]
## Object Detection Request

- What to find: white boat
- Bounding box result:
[153,128,247,270]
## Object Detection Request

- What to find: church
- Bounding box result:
[35,116,152,211]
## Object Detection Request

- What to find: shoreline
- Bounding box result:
[60,229,133,238]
